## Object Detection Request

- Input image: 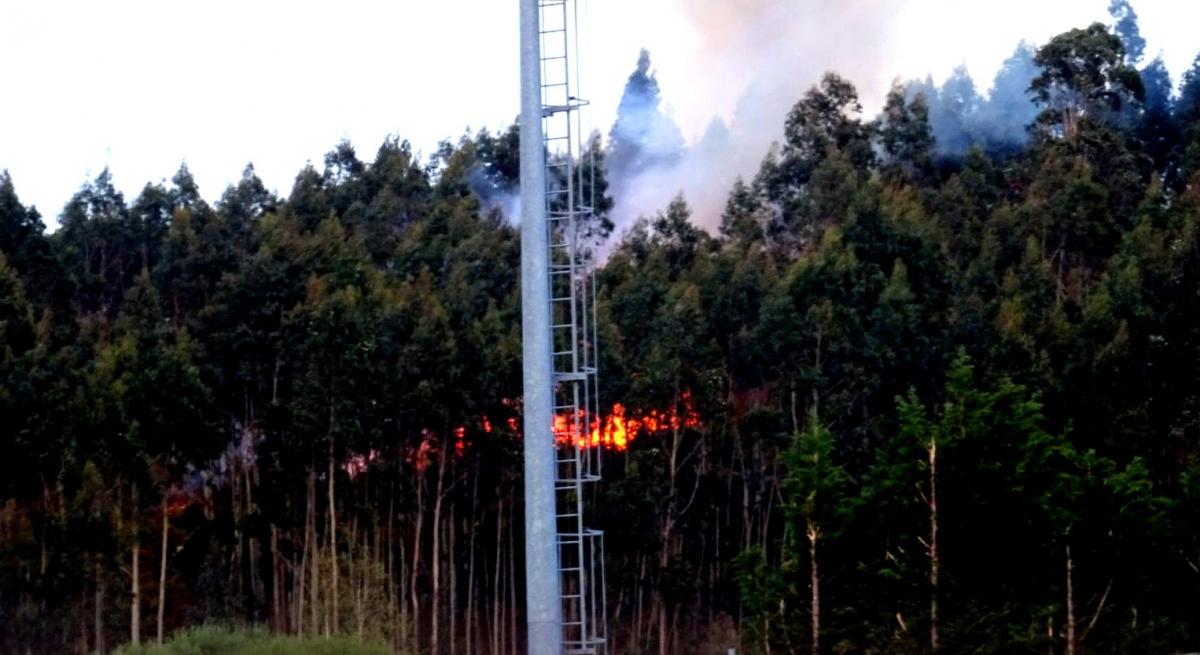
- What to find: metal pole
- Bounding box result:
[520,0,564,653]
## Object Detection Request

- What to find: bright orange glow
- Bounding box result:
[338,393,702,478]
[554,390,702,450]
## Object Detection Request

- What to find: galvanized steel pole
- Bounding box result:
[519,0,564,653]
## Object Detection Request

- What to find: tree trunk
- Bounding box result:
[398,532,409,651]
[79,579,89,654]
[157,494,169,644]
[270,525,282,633]
[808,520,820,655]
[353,519,365,638]
[507,500,517,655]
[929,440,939,655]
[431,440,448,655]
[450,503,458,655]
[657,598,668,655]
[466,466,479,655]
[95,559,105,655]
[411,466,426,650]
[309,468,320,635]
[635,554,646,648]
[328,417,339,636]
[1066,543,1075,655]
[246,471,263,613]
[492,499,503,655]
[130,484,141,646]
[297,497,309,634]
[658,415,683,655]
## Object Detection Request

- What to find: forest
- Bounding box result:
[3,3,1200,654]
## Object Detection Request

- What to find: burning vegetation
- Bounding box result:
[553,391,703,450]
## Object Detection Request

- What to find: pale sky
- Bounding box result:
[1,0,1196,224]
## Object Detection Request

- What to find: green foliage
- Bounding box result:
[784,409,851,543]
[878,84,935,184]
[1030,23,1144,139]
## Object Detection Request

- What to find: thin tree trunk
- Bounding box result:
[507,500,517,655]
[387,485,400,650]
[929,440,940,655]
[1066,543,1075,655]
[432,440,448,655]
[657,594,667,655]
[353,518,365,638]
[635,555,645,648]
[270,525,282,633]
[399,531,409,651]
[309,468,320,635]
[328,413,339,636]
[297,500,309,634]
[157,494,169,644]
[231,466,243,604]
[411,467,425,650]
[492,499,503,655]
[130,483,140,646]
[450,503,458,655]
[657,417,684,655]
[466,466,479,655]
[95,559,105,655]
[247,471,263,613]
[808,521,820,655]
[80,579,89,655]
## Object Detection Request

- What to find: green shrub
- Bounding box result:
[108,625,394,655]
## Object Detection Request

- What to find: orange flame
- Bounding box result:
[553,391,701,450]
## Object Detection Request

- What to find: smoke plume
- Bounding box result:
[605,1,905,234]
[905,43,1041,159]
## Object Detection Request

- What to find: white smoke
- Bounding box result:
[607,0,906,234]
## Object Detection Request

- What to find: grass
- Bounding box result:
[109,625,394,655]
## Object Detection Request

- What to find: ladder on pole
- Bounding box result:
[539,0,607,652]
